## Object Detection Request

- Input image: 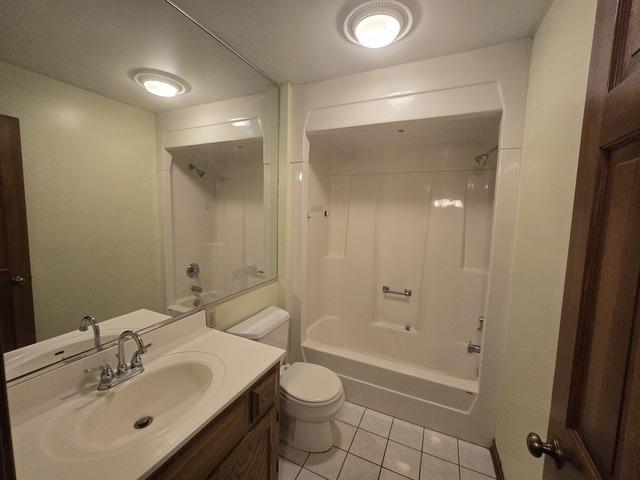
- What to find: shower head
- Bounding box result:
[474,146,498,166]
[188,163,205,177]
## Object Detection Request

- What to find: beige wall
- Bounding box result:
[494,0,597,478]
[0,61,162,341]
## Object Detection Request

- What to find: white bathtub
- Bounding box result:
[167,291,223,316]
[303,315,479,414]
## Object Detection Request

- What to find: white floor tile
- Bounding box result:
[359,409,393,438]
[420,454,459,480]
[280,442,309,466]
[390,419,423,451]
[338,454,381,479]
[279,457,301,480]
[461,467,495,480]
[458,441,495,478]
[380,469,409,480]
[332,419,358,450]
[382,441,421,480]
[335,402,366,426]
[298,468,327,480]
[349,429,387,465]
[305,446,348,480]
[422,428,459,464]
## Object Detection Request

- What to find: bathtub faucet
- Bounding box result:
[467,341,481,354]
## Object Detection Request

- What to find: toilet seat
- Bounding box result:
[280,363,343,404]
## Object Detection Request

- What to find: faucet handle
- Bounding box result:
[84,364,114,381]
[131,352,143,369]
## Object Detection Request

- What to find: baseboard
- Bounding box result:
[490,439,505,480]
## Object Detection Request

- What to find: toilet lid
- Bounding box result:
[280,363,342,403]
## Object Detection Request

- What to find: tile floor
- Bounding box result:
[279,402,496,480]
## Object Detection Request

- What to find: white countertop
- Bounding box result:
[8,310,285,479]
[4,309,171,381]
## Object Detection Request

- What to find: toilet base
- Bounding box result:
[280,411,334,452]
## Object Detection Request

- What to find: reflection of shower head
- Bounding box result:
[474,146,498,166]
[188,163,205,177]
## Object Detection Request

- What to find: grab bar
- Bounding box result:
[382,285,412,297]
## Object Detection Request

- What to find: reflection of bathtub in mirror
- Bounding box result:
[168,291,224,316]
[3,309,169,381]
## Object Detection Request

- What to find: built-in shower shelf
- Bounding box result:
[371,321,419,335]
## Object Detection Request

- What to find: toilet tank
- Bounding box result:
[226,306,289,350]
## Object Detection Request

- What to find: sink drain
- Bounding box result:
[133,416,153,429]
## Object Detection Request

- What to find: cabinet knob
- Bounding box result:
[11,274,26,286]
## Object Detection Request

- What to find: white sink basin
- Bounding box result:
[41,351,225,460]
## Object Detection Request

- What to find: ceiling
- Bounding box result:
[0,0,274,112]
[173,0,553,84]
[308,112,501,150]
[0,0,552,111]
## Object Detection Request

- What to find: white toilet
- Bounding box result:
[227,306,344,452]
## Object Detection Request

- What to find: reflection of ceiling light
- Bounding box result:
[232,120,251,127]
[131,69,189,97]
[344,1,413,48]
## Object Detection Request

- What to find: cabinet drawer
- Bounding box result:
[250,368,278,423]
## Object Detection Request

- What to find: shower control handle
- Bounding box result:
[186,263,200,279]
[382,286,412,297]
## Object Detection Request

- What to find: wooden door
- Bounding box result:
[531,1,640,479]
[0,114,36,352]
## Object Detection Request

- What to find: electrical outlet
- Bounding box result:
[206,307,216,329]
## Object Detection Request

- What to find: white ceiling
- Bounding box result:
[174,0,553,84]
[0,0,274,112]
[0,0,552,111]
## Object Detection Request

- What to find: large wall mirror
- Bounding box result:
[0,0,279,381]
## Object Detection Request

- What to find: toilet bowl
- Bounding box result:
[227,307,344,452]
[279,362,345,452]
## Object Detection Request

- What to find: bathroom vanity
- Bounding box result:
[7,311,284,479]
[151,365,278,479]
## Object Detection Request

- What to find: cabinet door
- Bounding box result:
[212,406,278,480]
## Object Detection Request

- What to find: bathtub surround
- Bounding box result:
[155,89,280,316]
[494,0,598,479]
[0,61,162,341]
[305,120,498,383]
[288,41,530,445]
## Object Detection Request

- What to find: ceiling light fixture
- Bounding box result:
[344,1,413,49]
[131,69,190,98]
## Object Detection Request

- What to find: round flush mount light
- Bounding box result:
[131,69,190,98]
[344,1,413,48]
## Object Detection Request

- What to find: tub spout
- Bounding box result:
[467,341,481,354]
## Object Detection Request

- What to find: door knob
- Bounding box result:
[11,274,26,285]
[527,432,563,468]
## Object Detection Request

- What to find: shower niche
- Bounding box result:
[304,113,500,382]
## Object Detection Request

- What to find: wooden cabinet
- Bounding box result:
[150,365,279,480]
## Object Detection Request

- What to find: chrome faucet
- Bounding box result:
[84,330,146,390]
[467,341,481,354]
[79,315,101,349]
